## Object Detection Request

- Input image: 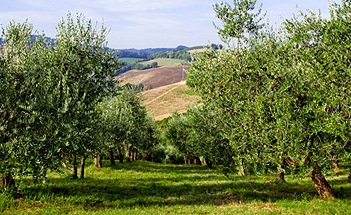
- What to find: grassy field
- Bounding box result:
[141,58,186,67]
[1,161,351,214]
[119,58,144,64]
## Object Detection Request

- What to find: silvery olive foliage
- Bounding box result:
[0,13,119,182]
[185,0,351,197]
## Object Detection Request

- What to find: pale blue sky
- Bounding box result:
[0,0,341,49]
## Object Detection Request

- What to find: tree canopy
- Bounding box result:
[184,0,351,198]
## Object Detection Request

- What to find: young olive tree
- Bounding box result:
[0,22,65,186]
[52,13,119,178]
[95,89,159,165]
[213,0,265,49]
[0,13,119,184]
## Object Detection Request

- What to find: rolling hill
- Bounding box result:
[142,81,200,121]
[117,65,189,90]
[116,63,200,120]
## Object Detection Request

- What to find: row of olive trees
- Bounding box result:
[0,13,158,186]
[167,0,351,198]
[95,89,159,166]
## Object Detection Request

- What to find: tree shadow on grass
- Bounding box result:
[22,161,351,210]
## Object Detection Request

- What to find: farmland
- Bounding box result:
[118,57,144,64]
[142,81,200,120]
[117,65,189,90]
[2,1,351,214]
[140,58,187,67]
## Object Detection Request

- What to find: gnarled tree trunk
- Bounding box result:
[133,150,137,161]
[202,158,213,168]
[142,152,148,161]
[310,163,335,198]
[187,157,191,165]
[127,150,132,162]
[238,158,245,176]
[194,157,201,165]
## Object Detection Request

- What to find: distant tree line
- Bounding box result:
[118,44,223,74]
[119,61,159,74]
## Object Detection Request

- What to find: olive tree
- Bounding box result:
[95,89,159,165]
[0,22,65,186]
[213,0,265,49]
[52,13,119,178]
[187,0,351,198]
[0,13,119,184]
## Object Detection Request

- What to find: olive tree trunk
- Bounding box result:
[310,163,335,198]
[202,158,213,168]
[118,151,124,163]
[94,155,102,168]
[1,174,15,188]
[142,152,148,161]
[127,150,132,162]
[80,155,88,179]
[277,171,285,182]
[109,150,115,166]
[71,154,78,179]
[332,159,340,172]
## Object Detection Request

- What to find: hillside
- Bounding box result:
[116,64,200,120]
[117,65,189,90]
[142,81,200,120]
[140,58,186,67]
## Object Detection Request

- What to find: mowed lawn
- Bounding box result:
[1,161,351,214]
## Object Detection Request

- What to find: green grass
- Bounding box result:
[119,58,144,64]
[141,58,186,67]
[175,86,198,96]
[1,161,351,214]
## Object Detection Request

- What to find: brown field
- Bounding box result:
[117,65,189,90]
[116,65,200,120]
[142,81,200,121]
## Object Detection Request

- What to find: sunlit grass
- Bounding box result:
[141,58,186,67]
[1,161,351,214]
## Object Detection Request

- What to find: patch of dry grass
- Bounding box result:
[142,81,200,121]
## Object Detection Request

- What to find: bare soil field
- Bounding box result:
[117,65,189,90]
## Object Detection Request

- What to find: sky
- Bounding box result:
[0,0,342,49]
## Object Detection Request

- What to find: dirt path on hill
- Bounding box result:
[144,81,185,105]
